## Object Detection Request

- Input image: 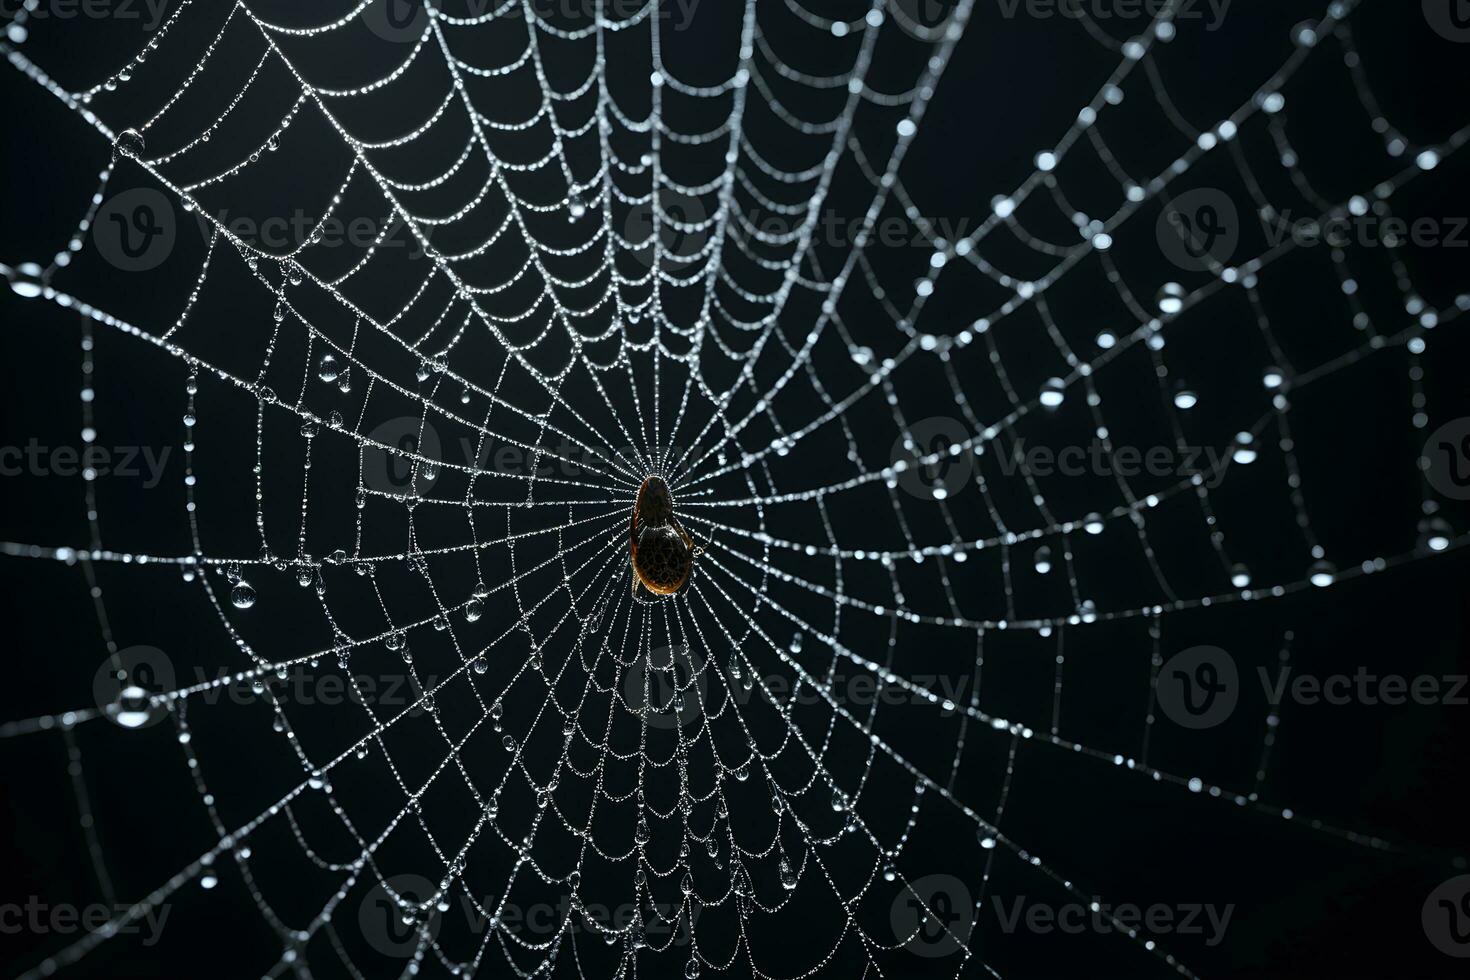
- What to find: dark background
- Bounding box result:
[2,1,1468,978]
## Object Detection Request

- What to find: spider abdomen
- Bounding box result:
[632,525,692,594]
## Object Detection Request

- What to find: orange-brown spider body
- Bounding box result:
[629,476,703,601]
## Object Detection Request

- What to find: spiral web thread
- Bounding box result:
[1,0,1468,977]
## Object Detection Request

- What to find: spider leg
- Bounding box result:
[629,561,658,605]
[681,522,710,557]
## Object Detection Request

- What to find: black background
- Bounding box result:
[2,1,1468,978]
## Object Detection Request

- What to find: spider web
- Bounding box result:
[1,0,1468,978]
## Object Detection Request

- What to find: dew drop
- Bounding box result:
[113,128,145,160]
[1033,545,1053,574]
[1308,559,1337,588]
[230,581,257,609]
[6,262,45,299]
[113,685,156,729]
[1419,516,1452,553]
[1232,432,1258,465]
[1156,282,1187,315]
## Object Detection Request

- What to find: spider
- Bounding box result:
[629,475,705,602]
